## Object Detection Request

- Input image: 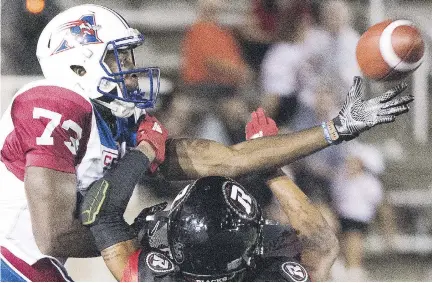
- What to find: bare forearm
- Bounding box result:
[267,176,339,282]
[101,240,140,281]
[162,126,329,180]
[229,127,328,172]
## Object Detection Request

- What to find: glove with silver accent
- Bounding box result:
[325,76,413,144]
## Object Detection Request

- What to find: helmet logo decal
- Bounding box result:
[172,241,184,264]
[53,14,102,54]
[281,262,308,282]
[145,252,175,273]
[223,182,258,220]
[230,184,252,214]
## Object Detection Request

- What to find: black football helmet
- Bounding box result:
[167,176,263,281]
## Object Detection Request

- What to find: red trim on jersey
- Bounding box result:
[0,246,71,282]
[121,249,142,282]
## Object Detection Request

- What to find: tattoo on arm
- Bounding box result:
[101,247,122,263]
[100,240,140,281]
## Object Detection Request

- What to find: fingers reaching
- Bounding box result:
[347,76,364,100]
[381,95,414,109]
[378,82,408,103]
[378,105,410,116]
[376,115,396,125]
[334,76,412,141]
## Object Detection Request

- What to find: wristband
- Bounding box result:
[321,121,340,145]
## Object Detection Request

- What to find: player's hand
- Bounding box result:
[332,76,412,142]
[136,115,168,173]
[246,107,278,140]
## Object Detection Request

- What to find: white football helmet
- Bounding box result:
[36,4,160,114]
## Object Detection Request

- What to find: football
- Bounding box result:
[356,19,425,81]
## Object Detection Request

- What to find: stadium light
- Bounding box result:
[26,0,45,14]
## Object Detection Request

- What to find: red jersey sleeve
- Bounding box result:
[11,85,93,173]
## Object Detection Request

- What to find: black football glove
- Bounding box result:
[332,76,413,142]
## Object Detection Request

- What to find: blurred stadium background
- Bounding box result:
[1,0,432,281]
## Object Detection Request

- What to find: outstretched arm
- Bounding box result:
[267,175,339,282]
[241,107,338,281]
[161,127,327,180]
[161,77,411,180]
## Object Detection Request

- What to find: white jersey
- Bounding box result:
[261,28,330,109]
[0,80,136,265]
[331,172,383,223]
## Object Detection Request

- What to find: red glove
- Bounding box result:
[245,108,278,140]
[136,115,168,173]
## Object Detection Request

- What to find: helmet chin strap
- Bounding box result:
[94,82,146,120]
[94,98,137,118]
[93,99,146,122]
[94,85,146,122]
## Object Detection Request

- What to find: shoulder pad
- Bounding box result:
[16,79,86,98]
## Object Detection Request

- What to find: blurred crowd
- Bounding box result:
[1,0,401,281]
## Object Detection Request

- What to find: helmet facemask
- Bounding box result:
[98,30,160,110]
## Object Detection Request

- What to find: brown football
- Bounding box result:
[356,19,425,81]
